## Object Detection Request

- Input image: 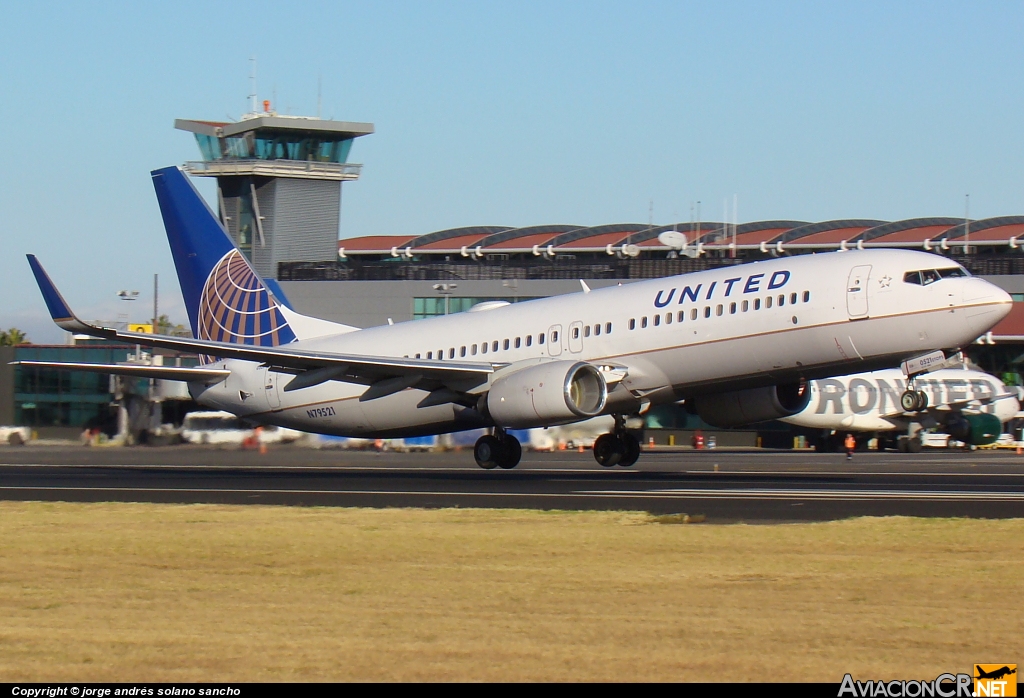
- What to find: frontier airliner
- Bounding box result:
[21,167,1013,468]
[781,365,1020,451]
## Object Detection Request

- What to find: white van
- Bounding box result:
[0,426,31,445]
[181,411,302,445]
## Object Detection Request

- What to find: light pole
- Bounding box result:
[432,283,458,316]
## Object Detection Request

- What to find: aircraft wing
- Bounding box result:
[27,255,497,391]
[12,361,231,384]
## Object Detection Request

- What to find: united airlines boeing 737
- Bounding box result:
[20,167,1013,468]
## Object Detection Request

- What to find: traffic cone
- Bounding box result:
[578,444,584,453]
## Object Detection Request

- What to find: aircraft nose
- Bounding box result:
[963,277,1012,307]
[962,277,1012,328]
[995,284,1013,311]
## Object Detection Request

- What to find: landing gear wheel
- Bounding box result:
[497,434,522,469]
[916,391,929,410]
[593,433,623,467]
[900,390,919,412]
[618,433,641,467]
[474,435,503,469]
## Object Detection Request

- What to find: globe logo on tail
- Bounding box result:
[197,250,296,350]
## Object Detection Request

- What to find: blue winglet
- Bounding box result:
[26,255,90,332]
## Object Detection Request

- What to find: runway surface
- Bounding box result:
[1,445,1023,521]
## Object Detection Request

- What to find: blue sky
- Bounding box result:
[2,1,1023,342]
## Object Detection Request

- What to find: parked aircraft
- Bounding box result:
[20,167,1013,468]
[780,365,1020,451]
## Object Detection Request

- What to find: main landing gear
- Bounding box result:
[900,383,929,412]
[474,429,522,470]
[593,415,641,468]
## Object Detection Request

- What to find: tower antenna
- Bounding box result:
[964,194,970,255]
[248,56,258,114]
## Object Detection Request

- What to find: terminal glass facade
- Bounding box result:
[194,133,354,163]
[412,297,538,320]
[13,345,133,428]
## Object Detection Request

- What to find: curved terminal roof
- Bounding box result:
[406,226,511,250]
[633,223,725,246]
[476,225,582,250]
[729,221,810,246]
[855,218,964,244]
[937,216,1024,242]
[337,216,1024,255]
[549,224,650,249]
[774,220,886,245]
[340,235,418,252]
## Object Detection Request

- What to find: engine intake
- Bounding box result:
[693,381,810,428]
[487,361,607,429]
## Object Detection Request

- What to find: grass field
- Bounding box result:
[0,502,1021,681]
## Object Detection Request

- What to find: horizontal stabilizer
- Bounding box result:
[13,361,230,384]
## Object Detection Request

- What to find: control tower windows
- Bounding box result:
[194,133,357,164]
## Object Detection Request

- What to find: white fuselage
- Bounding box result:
[781,367,1020,432]
[188,249,1012,438]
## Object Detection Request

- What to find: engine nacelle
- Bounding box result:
[487,361,607,429]
[693,381,810,428]
[945,413,1001,445]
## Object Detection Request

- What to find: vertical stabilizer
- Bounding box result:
[151,166,357,345]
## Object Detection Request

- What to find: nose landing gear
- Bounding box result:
[593,415,641,467]
[474,429,522,469]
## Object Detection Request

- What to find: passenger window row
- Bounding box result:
[413,322,615,360]
[628,290,812,330]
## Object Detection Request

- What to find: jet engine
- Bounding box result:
[487,361,607,429]
[944,413,1002,446]
[693,381,811,428]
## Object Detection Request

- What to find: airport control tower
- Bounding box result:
[175,105,374,279]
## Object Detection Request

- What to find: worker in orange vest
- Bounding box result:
[844,433,856,460]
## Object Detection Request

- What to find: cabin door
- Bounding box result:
[258,366,282,410]
[547,324,563,356]
[846,265,872,318]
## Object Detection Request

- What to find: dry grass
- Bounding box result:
[0,502,1021,682]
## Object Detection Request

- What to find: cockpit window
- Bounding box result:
[904,266,969,286]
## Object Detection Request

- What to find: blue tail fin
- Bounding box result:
[151,166,297,347]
